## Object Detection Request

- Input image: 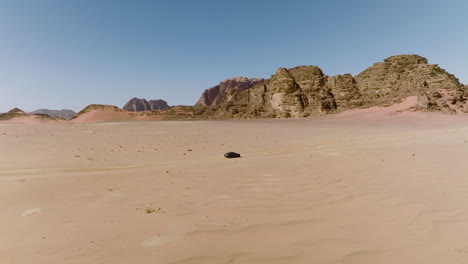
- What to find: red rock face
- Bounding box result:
[195,77,265,106]
[123,98,170,112]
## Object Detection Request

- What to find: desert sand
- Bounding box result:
[2,106,468,263]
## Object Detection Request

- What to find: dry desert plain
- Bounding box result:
[3,103,468,263]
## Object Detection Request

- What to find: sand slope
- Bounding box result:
[0,115,61,124]
[2,112,468,263]
[70,109,132,123]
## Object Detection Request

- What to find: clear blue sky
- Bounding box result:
[0,0,467,112]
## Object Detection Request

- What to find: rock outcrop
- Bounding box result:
[355,55,463,104]
[327,74,362,110]
[8,54,463,123]
[0,108,28,120]
[208,66,336,118]
[7,108,26,115]
[71,104,123,119]
[0,108,57,121]
[30,109,76,120]
[195,77,264,106]
[70,55,464,123]
[199,54,465,118]
[123,98,170,112]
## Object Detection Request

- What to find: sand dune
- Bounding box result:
[336,96,419,118]
[0,115,61,124]
[2,109,468,263]
[70,109,132,124]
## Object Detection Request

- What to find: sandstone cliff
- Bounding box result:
[70,54,466,123]
[202,54,464,118]
[355,55,462,103]
[123,98,170,112]
[196,77,264,106]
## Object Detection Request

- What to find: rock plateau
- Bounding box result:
[123,98,170,112]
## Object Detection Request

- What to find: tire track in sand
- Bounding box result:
[1,126,468,179]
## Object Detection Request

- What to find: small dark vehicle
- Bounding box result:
[224,152,241,158]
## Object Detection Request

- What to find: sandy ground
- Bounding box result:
[3,108,468,263]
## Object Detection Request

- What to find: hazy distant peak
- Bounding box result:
[30,109,76,120]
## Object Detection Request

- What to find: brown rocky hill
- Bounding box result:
[0,108,28,120]
[70,104,132,123]
[356,55,463,105]
[71,104,122,119]
[70,103,218,123]
[196,77,264,106]
[202,54,465,118]
[70,54,466,123]
[7,108,26,115]
[0,108,57,122]
[123,98,170,112]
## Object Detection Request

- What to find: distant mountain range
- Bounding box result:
[2,54,467,123]
[1,108,58,121]
[30,109,76,120]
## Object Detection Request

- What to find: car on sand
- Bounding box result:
[224,152,241,158]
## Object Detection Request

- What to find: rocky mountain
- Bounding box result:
[355,55,462,103]
[30,109,76,120]
[196,77,265,106]
[65,54,468,123]
[123,98,170,112]
[199,54,465,118]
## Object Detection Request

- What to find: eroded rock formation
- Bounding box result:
[201,54,464,118]
[196,77,264,106]
[123,98,170,112]
[71,54,466,122]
